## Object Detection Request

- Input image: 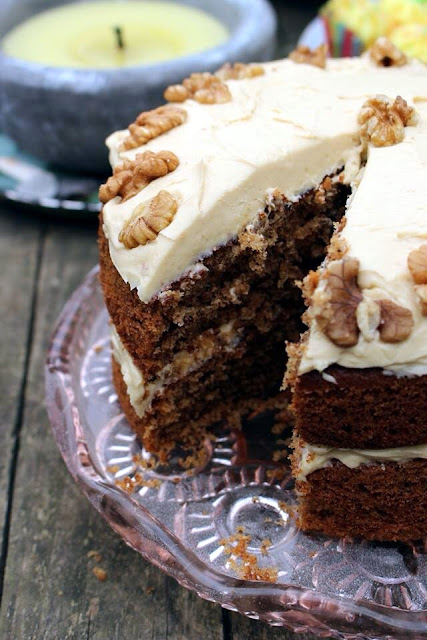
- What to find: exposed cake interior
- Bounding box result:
[100,177,349,452]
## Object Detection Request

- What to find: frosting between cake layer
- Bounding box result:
[111,326,148,417]
[111,322,240,418]
[297,442,427,479]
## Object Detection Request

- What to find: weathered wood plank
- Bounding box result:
[0,210,41,587]
[0,222,223,640]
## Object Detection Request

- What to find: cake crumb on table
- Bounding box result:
[87,550,102,563]
[92,567,108,582]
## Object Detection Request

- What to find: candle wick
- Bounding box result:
[114,26,125,50]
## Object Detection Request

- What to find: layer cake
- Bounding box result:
[99,42,427,540]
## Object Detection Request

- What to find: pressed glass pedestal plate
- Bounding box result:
[45,267,427,639]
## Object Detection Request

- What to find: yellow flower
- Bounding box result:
[380,0,427,37]
[390,23,427,62]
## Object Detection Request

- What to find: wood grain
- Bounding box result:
[0,222,223,640]
[0,213,42,591]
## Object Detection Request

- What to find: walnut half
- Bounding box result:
[120,105,187,151]
[313,257,362,347]
[369,37,407,67]
[119,190,178,249]
[408,244,427,316]
[378,299,414,343]
[215,62,265,80]
[288,44,327,69]
[358,95,418,147]
[164,72,231,105]
[408,244,427,285]
[99,150,179,204]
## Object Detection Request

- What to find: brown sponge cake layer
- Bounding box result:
[112,328,288,454]
[295,459,427,541]
[100,177,350,453]
[293,365,427,449]
[99,178,350,381]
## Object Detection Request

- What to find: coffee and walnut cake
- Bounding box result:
[99,41,427,541]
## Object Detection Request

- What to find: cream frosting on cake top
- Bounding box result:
[102,53,427,375]
[299,113,427,376]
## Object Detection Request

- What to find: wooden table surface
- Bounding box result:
[0,3,323,638]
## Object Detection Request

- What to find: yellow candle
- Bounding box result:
[2,1,229,69]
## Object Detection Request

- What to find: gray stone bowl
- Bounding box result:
[0,0,277,174]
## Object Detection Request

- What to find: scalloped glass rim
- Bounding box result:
[45,266,427,639]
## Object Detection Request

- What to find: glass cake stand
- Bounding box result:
[45,266,427,639]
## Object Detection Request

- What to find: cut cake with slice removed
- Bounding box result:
[99,42,427,539]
